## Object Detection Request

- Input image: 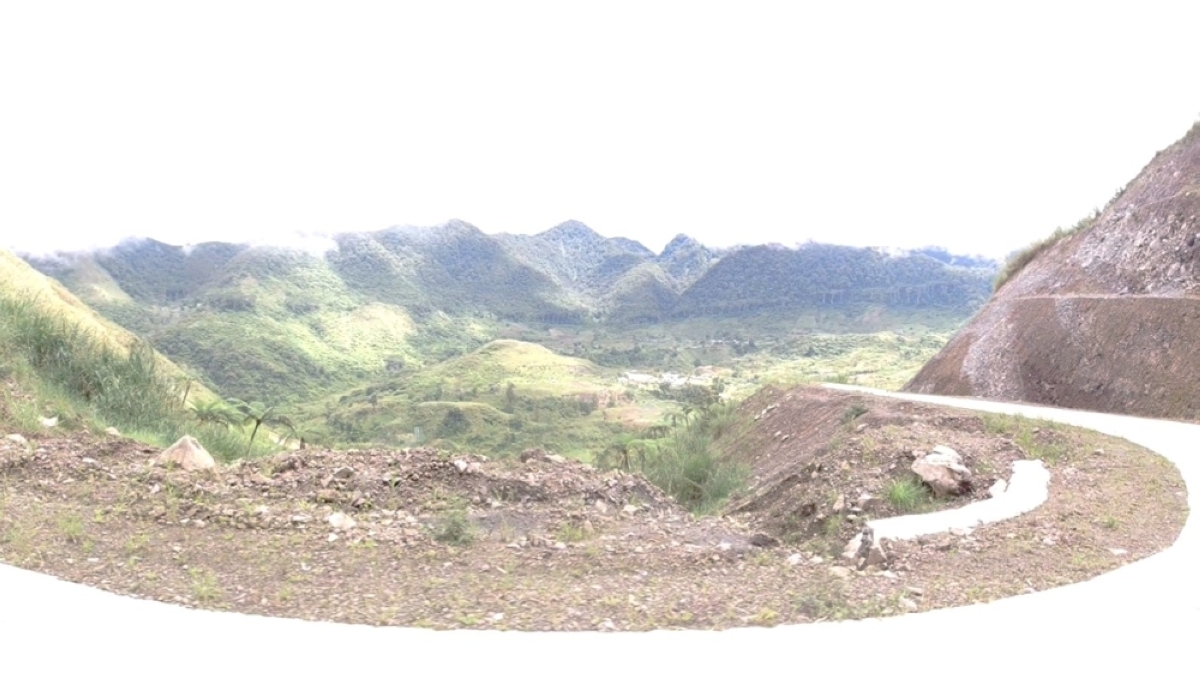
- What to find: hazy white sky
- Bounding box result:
[2,1,1198,258]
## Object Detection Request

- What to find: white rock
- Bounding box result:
[156,436,217,472]
[327,512,357,531]
[104,427,121,437]
[787,553,804,566]
[828,566,853,579]
[1109,548,1128,556]
[39,416,58,428]
[5,434,28,446]
[911,444,973,496]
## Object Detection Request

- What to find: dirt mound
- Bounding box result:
[717,387,1022,542]
[906,122,1200,419]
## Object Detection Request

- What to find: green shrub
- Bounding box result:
[642,406,748,514]
[884,474,933,513]
[433,507,476,546]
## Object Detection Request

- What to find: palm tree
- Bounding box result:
[226,398,293,456]
[188,399,239,427]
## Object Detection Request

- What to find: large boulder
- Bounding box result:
[156,436,217,472]
[911,445,972,496]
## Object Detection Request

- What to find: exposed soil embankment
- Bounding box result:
[907,296,1200,419]
[907,122,1200,419]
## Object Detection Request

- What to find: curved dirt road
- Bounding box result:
[1,388,1195,673]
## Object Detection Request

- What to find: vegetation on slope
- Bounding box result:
[309,340,634,455]
[992,212,1099,291]
[672,243,994,318]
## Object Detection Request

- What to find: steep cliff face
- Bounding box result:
[905,122,1200,419]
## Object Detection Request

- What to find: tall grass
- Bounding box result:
[641,402,747,514]
[0,292,282,460]
[0,294,180,430]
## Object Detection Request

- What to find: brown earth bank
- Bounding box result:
[0,387,1188,631]
[906,122,1200,419]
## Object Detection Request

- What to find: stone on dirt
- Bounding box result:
[911,444,973,496]
[5,433,29,447]
[156,436,217,472]
[327,512,357,531]
[105,427,121,437]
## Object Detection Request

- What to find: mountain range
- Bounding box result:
[19,221,996,403]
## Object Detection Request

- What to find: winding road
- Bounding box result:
[2,387,1196,672]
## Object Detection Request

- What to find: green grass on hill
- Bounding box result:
[305,340,636,457]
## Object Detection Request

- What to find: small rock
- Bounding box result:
[333,466,355,480]
[5,434,28,447]
[316,489,338,503]
[832,494,846,513]
[905,586,925,596]
[950,527,974,537]
[748,532,779,548]
[623,504,639,514]
[39,416,58,428]
[453,459,470,474]
[810,556,824,565]
[828,566,852,579]
[544,453,568,464]
[327,512,357,531]
[1093,448,1106,456]
[104,427,121,437]
[900,597,919,611]
[291,514,312,524]
[599,618,617,631]
[554,542,567,550]
[856,492,880,510]
[717,542,733,552]
[593,500,609,515]
[787,553,804,566]
[1109,548,1128,556]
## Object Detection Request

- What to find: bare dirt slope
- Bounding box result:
[905,122,1200,419]
[0,386,1186,630]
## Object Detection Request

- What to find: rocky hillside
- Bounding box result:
[905,121,1200,419]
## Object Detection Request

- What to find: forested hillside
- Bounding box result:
[671,243,993,318]
[20,221,995,403]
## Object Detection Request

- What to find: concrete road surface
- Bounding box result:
[2,388,1195,672]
